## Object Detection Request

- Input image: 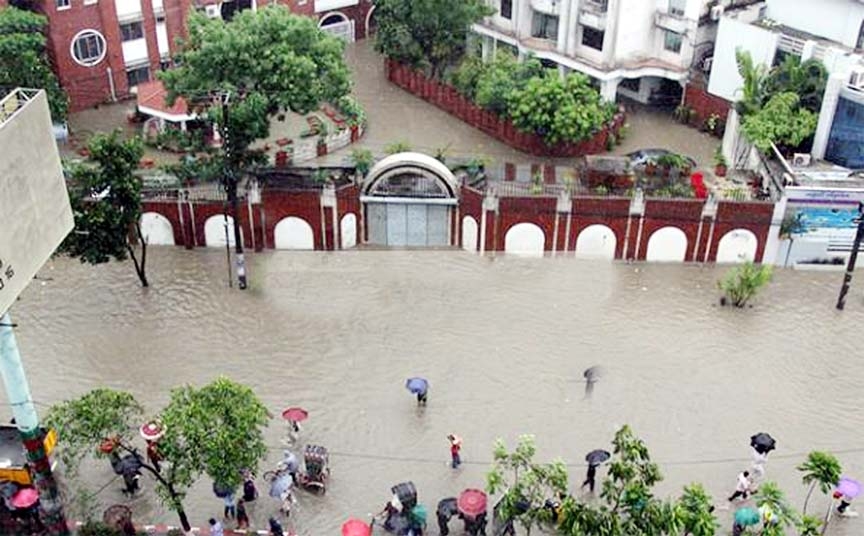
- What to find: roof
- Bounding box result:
[136,80,196,123]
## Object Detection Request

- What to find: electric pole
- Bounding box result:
[0,314,69,535]
[220,93,247,290]
[836,202,864,310]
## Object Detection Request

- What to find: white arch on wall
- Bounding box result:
[461,216,478,251]
[204,215,244,248]
[716,228,758,264]
[318,10,349,27]
[274,217,315,250]
[504,223,545,257]
[365,5,376,36]
[341,213,357,249]
[575,224,616,260]
[139,212,175,246]
[646,226,688,262]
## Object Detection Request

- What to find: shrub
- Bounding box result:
[718,262,772,307]
[78,521,122,536]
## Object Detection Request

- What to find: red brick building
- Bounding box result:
[1,0,375,112]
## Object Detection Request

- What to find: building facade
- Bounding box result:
[0,0,374,114]
[472,0,722,103]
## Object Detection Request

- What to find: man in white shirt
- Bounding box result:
[728,471,751,502]
[209,517,224,536]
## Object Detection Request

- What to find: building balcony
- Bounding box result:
[530,0,560,16]
[579,9,606,31]
[581,0,608,14]
[122,38,149,66]
[654,9,689,34]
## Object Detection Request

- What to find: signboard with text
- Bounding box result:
[0,90,73,316]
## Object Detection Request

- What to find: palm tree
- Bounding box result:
[797,515,822,536]
[754,482,798,533]
[797,451,841,515]
[679,483,719,536]
[764,55,828,114]
[780,212,810,267]
[735,49,768,116]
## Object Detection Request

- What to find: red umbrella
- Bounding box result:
[458,489,487,519]
[342,518,371,536]
[11,488,39,509]
[281,407,309,422]
[140,421,165,441]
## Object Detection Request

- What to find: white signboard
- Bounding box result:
[786,187,864,205]
[0,90,74,316]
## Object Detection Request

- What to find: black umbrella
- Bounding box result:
[585,449,611,466]
[112,455,142,476]
[437,498,458,518]
[213,481,234,499]
[750,433,776,455]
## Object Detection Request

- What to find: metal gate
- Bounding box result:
[321,20,355,42]
[366,201,451,247]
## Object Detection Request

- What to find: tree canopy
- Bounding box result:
[373,0,494,79]
[0,6,68,120]
[60,132,150,287]
[161,6,352,162]
[45,378,271,532]
[741,92,818,151]
[508,72,615,146]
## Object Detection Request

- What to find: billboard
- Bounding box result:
[0,90,74,316]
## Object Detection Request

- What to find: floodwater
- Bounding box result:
[6,249,864,535]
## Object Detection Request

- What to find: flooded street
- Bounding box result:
[5,249,864,535]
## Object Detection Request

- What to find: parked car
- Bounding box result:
[626,149,697,169]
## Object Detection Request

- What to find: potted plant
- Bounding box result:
[316,123,330,156]
[714,146,728,177]
[656,154,675,176]
[644,158,657,176]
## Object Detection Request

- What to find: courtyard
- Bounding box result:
[7,249,864,535]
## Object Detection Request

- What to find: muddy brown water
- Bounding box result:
[5,249,864,535]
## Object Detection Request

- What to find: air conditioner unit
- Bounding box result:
[205,4,220,19]
[792,153,812,167]
[710,5,724,20]
[849,67,864,89]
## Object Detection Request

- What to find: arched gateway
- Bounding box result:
[362,152,459,247]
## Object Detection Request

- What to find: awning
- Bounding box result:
[136,80,196,123]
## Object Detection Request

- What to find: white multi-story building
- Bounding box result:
[472,0,725,103]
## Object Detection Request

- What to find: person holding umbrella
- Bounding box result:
[281,407,308,444]
[732,507,759,536]
[582,450,610,493]
[269,517,285,536]
[406,378,429,406]
[448,434,462,469]
[835,477,861,517]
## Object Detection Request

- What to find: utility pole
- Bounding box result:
[220,93,247,290]
[0,314,69,535]
[836,202,864,310]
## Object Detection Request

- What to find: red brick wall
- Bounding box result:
[316,0,373,39]
[336,184,360,249]
[497,197,558,251]
[569,197,631,259]
[460,186,483,251]
[707,201,774,262]
[262,189,324,249]
[684,84,731,127]
[636,200,705,261]
[386,60,625,158]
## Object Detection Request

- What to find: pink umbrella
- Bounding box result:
[281,407,308,422]
[11,488,39,509]
[457,489,487,519]
[837,477,861,499]
[139,421,165,441]
[342,518,371,536]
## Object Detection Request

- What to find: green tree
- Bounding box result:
[718,262,773,307]
[764,55,828,114]
[349,148,375,178]
[798,451,841,515]
[797,515,822,536]
[741,92,818,152]
[161,6,351,166]
[679,484,719,536]
[487,435,569,535]
[474,53,544,115]
[373,0,494,79]
[507,72,614,146]
[735,49,768,117]
[780,212,810,267]
[754,481,798,535]
[0,6,68,121]
[61,132,150,287]
[45,378,270,533]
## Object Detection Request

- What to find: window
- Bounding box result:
[581,26,604,51]
[531,12,558,41]
[56,0,70,9]
[664,30,683,53]
[668,0,686,16]
[120,21,144,41]
[500,0,512,19]
[126,65,150,87]
[857,20,864,49]
[620,78,640,92]
[70,30,107,67]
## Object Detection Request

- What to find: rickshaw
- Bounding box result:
[297,445,329,494]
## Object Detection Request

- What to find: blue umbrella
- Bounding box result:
[269,473,293,498]
[406,378,428,395]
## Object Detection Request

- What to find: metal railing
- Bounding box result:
[582,0,608,13]
[0,88,41,129]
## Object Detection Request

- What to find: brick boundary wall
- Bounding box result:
[385,59,626,157]
[683,84,731,128]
